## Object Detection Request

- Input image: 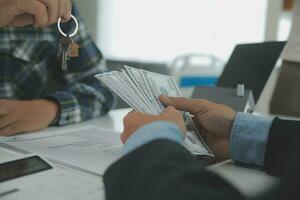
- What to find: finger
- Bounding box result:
[0,107,9,116]
[123,110,137,122]
[59,0,67,20]
[15,0,48,27]
[160,95,206,114]
[38,0,59,25]
[126,110,152,119]
[63,0,72,21]
[164,106,176,112]
[120,134,125,144]
[163,106,180,116]
[0,121,22,136]
[8,14,34,27]
[128,110,135,115]
[0,115,19,129]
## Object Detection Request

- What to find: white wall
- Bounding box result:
[265,0,282,40]
[76,0,283,63]
[74,0,100,42]
[97,0,268,62]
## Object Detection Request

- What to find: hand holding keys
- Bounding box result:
[57,15,79,71]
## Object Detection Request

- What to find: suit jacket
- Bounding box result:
[104,118,300,200]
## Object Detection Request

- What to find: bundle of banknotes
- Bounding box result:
[95,65,214,157]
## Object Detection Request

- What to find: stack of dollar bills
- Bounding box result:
[95,65,214,157]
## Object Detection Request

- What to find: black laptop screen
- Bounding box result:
[217,41,286,102]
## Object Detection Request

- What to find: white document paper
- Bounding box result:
[282,0,300,62]
[0,126,123,175]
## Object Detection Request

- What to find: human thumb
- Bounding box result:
[159,95,200,114]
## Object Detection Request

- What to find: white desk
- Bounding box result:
[0,108,277,199]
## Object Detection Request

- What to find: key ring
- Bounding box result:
[57,15,79,38]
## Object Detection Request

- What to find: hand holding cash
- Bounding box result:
[95,66,214,157]
[160,95,236,159]
[121,106,187,144]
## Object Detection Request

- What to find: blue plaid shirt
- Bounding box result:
[0,6,115,126]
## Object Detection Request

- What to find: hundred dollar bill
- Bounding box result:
[95,66,214,157]
[141,70,179,111]
[140,70,213,156]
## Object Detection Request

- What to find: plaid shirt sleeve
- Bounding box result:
[45,6,116,126]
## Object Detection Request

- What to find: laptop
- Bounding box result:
[214,41,286,102]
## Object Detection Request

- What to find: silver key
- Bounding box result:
[57,15,79,71]
[60,35,72,71]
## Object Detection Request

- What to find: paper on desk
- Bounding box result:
[0,126,123,175]
[282,0,300,63]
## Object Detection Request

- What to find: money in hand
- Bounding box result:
[95,66,214,157]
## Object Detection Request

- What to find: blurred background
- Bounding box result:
[74,0,295,109]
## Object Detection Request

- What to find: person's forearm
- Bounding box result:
[43,81,115,126]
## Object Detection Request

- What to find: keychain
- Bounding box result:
[57,15,79,71]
